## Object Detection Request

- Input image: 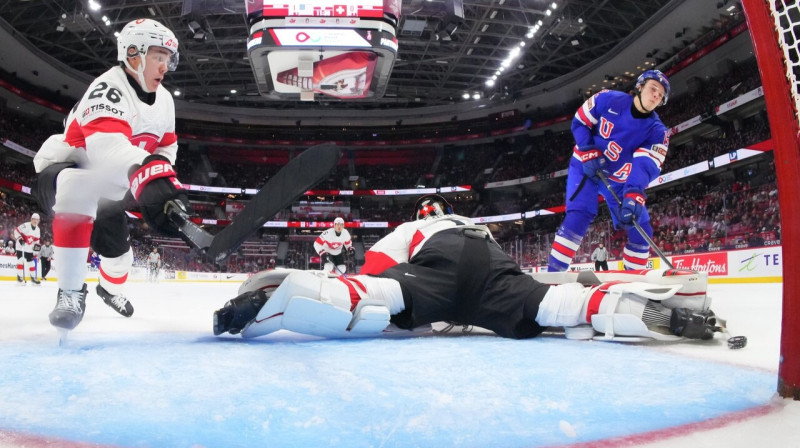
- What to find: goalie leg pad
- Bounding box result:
[588,282,684,342]
[532,269,711,311]
[242,270,352,338]
[238,268,305,296]
[240,272,401,339]
[281,296,354,337]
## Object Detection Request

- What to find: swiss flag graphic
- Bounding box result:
[333,5,347,16]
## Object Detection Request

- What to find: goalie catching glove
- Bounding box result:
[129,155,193,237]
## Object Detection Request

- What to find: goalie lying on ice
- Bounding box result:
[213,194,719,342]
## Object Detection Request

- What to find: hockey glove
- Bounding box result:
[574,145,607,181]
[129,155,193,237]
[347,246,355,254]
[319,252,331,263]
[619,188,646,226]
[18,238,25,247]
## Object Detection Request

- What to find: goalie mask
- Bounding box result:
[413,194,454,220]
[117,18,179,92]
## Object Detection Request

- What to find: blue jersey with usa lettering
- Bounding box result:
[547,90,670,272]
[572,89,669,191]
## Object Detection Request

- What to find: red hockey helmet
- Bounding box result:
[413,194,454,220]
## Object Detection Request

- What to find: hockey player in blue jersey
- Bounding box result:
[548,70,671,272]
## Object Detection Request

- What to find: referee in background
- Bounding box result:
[591,242,609,271]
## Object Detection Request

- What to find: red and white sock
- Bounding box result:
[98,249,133,296]
[52,213,94,291]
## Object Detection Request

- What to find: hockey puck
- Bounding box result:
[727,336,747,350]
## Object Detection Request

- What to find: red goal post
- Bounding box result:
[742,0,800,400]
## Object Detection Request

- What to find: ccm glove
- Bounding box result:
[574,145,607,180]
[129,155,193,237]
[619,188,646,226]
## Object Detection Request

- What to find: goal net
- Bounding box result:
[742,0,800,400]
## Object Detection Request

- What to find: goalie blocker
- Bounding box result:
[214,268,722,344]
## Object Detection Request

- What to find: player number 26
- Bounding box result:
[88,82,122,103]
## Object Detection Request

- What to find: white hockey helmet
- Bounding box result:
[31,213,40,220]
[334,217,345,225]
[117,19,179,91]
[118,19,179,70]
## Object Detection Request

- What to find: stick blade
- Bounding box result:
[206,143,342,263]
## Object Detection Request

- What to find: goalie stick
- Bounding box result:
[166,143,342,263]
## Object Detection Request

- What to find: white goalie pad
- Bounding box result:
[531,268,711,311]
[240,271,394,339]
[238,268,331,296]
[589,282,683,342]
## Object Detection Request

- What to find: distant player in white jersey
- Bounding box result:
[13,213,41,285]
[313,217,354,275]
[146,247,161,282]
[33,19,192,332]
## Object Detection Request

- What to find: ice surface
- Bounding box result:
[0,280,797,448]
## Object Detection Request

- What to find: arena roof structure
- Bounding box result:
[0,0,738,119]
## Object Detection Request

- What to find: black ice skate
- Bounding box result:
[30,277,41,285]
[49,284,88,330]
[96,284,134,317]
[213,290,268,335]
[16,275,25,285]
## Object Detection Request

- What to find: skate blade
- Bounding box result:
[57,328,70,347]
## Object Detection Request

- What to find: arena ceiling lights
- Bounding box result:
[484,2,558,90]
[0,0,679,111]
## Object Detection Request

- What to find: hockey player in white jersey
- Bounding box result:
[214,195,726,345]
[313,217,354,275]
[33,19,191,332]
[13,213,42,285]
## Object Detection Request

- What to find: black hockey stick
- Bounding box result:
[165,201,215,250]
[595,170,675,269]
[167,143,342,263]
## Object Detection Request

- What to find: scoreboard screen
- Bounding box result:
[246,0,400,101]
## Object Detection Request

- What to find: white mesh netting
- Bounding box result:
[770,1,800,124]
